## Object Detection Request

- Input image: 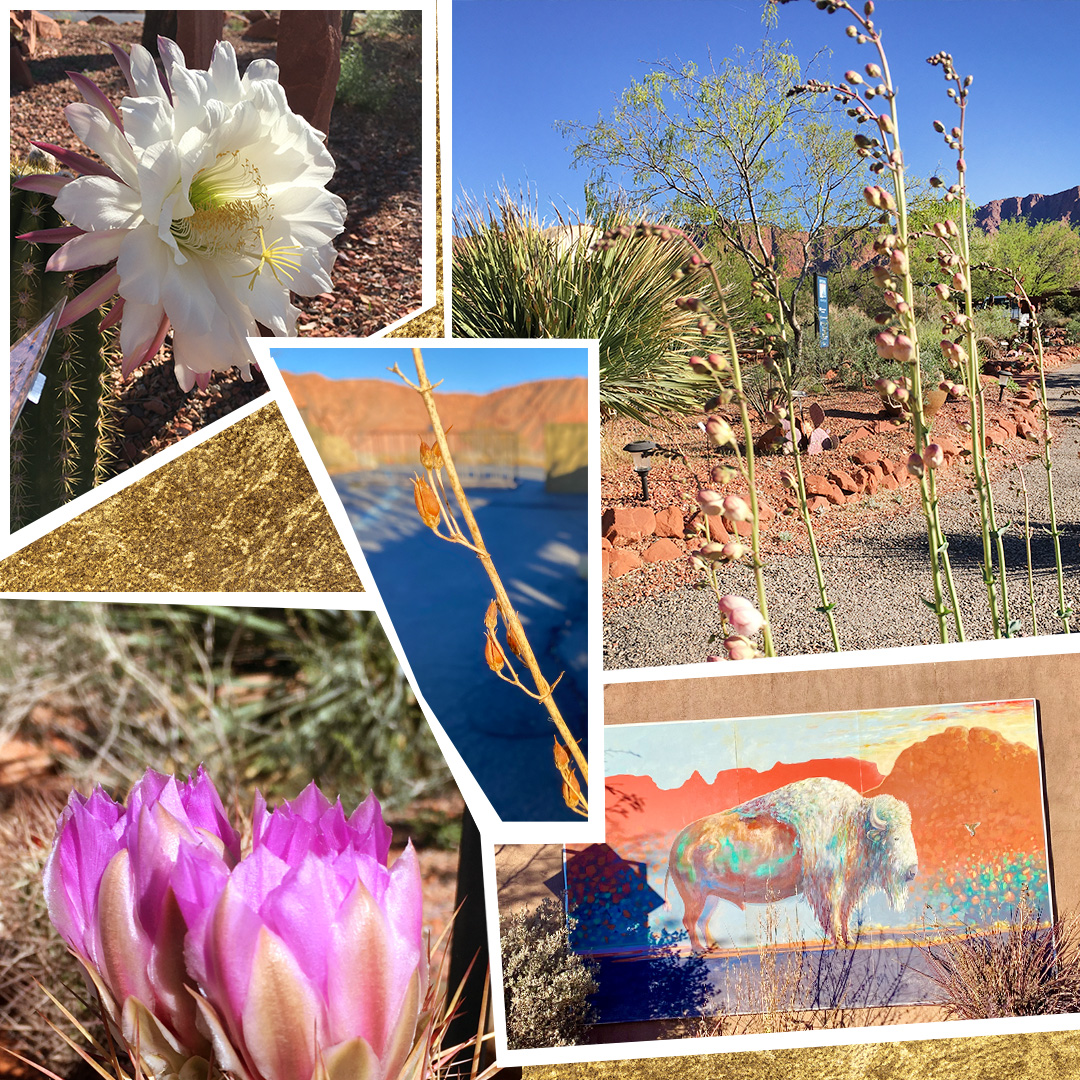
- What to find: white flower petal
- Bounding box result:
[208,41,243,104]
[117,224,172,306]
[242,59,279,85]
[269,186,347,251]
[135,139,183,226]
[64,103,140,187]
[48,229,127,271]
[56,176,142,231]
[119,299,167,367]
[122,95,175,154]
[128,43,169,100]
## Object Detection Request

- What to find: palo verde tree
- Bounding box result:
[560,41,878,363]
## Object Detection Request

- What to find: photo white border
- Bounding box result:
[263,336,604,844]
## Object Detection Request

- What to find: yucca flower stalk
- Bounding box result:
[14,36,346,391]
[749,274,842,652]
[599,221,776,657]
[975,264,1071,635]
[394,348,589,816]
[924,50,1011,635]
[782,0,965,644]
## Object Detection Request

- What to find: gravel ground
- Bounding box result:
[604,361,1080,668]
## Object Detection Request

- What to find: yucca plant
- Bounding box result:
[452,186,734,423]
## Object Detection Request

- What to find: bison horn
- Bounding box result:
[868,802,888,832]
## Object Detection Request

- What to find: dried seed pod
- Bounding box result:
[412,475,441,529]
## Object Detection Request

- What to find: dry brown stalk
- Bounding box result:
[393,348,588,816]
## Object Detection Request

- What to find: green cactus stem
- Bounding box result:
[11,172,118,530]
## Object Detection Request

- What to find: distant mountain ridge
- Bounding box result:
[973,185,1080,234]
[282,371,588,472]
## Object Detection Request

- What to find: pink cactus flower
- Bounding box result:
[172,782,425,1080]
[718,594,766,637]
[42,767,241,1070]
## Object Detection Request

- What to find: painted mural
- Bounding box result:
[575,700,1052,1023]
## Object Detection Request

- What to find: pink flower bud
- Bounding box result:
[923,443,945,470]
[892,334,916,363]
[863,185,896,212]
[699,541,727,562]
[723,635,760,661]
[876,332,897,361]
[906,452,925,478]
[711,463,737,485]
[889,248,909,276]
[718,596,766,638]
[696,489,724,515]
[704,415,736,449]
[935,283,950,301]
[720,541,748,561]
[721,495,752,522]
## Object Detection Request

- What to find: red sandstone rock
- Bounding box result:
[828,468,859,493]
[803,474,834,497]
[602,506,656,545]
[608,549,643,577]
[277,10,342,134]
[851,448,880,466]
[643,538,683,563]
[843,426,873,443]
[653,505,685,538]
[243,16,279,39]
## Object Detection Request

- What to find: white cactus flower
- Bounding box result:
[16,36,347,391]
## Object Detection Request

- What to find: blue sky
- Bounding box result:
[270,345,588,393]
[452,0,1079,224]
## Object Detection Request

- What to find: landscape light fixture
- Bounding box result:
[623,439,657,501]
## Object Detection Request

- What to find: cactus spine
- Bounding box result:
[11,169,118,530]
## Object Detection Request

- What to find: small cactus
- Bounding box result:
[11,167,118,529]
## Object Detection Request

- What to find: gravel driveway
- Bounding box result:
[604,361,1080,669]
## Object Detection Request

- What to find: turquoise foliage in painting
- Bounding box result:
[920,852,1050,926]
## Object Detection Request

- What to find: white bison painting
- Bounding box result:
[571,699,1052,1023]
[665,777,919,948]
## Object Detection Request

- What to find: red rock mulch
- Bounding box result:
[601,345,1078,588]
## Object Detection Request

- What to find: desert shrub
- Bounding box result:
[500,896,598,1048]
[921,893,1080,1018]
[336,40,391,111]
[974,304,1018,344]
[803,304,902,389]
[1065,318,1080,344]
[452,188,732,424]
[0,602,451,814]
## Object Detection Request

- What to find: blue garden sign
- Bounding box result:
[816,274,829,348]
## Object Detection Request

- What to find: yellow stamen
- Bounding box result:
[236,229,303,291]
